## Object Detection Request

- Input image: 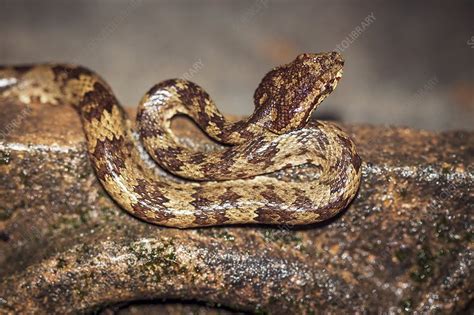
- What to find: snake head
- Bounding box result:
[252,52,344,134]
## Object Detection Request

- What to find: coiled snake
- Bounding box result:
[0,52,361,228]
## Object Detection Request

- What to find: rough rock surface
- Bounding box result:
[0,99,472,314]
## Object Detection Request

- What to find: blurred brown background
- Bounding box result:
[1,0,473,130]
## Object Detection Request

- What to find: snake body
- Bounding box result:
[0,52,361,228]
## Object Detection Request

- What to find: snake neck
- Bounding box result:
[251,52,344,135]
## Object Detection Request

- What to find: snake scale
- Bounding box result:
[0,52,361,228]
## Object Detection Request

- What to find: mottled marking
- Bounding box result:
[91,137,127,179]
[0,52,361,228]
[255,205,294,223]
[80,83,117,120]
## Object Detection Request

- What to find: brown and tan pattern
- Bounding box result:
[0,52,361,228]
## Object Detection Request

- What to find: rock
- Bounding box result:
[0,98,472,314]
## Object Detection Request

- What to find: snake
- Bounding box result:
[0,52,361,228]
